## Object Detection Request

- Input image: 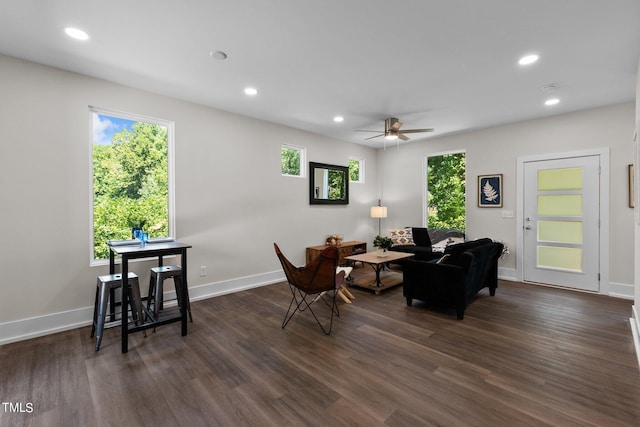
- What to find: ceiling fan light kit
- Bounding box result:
[358,117,434,144]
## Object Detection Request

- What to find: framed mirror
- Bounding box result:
[309,162,349,205]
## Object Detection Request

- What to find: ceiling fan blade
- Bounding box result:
[390,120,403,131]
[398,128,434,134]
[364,134,384,140]
[399,134,410,141]
[356,129,384,133]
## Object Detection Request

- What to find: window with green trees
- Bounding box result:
[91,108,173,261]
[281,144,305,177]
[426,152,466,231]
[349,157,364,183]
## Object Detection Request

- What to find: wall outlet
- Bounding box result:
[200,266,207,277]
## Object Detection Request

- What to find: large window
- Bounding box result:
[91,107,174,262]
[281,144,306,177]
[425,151,466,232]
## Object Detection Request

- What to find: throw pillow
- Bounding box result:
[389,228,415,247]
[436,254,450,264]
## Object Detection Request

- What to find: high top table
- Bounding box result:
[107,239,192,353]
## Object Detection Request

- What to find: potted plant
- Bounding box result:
[373,235,393,257]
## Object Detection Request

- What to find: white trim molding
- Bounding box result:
[631,306,640,368]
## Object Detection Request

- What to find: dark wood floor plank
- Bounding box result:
[1,277,640,426]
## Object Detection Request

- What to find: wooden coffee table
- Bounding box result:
[344,250,414,294]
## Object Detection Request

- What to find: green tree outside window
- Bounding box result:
[93,115,169,260]
[281,146,301,176]
[349,159,360,182]
[427,153,466,232]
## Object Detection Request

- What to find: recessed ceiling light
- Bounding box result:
[333,116,344,123]
[518,54,539,66]
[64,27,90,41]
[244,87,258,96]
[545,98,560,106]
[210,50,227,60]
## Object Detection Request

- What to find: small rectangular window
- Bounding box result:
[282,144,306,177]
[349,157,364,183]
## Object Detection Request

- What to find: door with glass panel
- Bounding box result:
[523,156,600,291]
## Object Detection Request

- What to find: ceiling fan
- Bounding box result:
[358,117,434,141]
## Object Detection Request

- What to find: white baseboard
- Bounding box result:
[0,270,285,347]
[609,282,635,299]
[631,305,640,369]
[188,270,285,301]
[499,268,634,300]
[0,307,95,347]
[498,267,517,282]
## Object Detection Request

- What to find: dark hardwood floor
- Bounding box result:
[1,275,640,426]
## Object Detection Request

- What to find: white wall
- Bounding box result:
[0,55,379,343]
[634,57,640,316]
[631,58,640,366]
[378,102,636,292]
[633,57,640,314]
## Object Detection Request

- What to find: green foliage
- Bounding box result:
[328,169,346,200]
[349,159,360,182]
[281,147,301,175]
[93,121,169,259]
[373,235,393,249]
[427,153,466,232]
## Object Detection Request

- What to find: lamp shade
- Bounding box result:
[370,206,388,218]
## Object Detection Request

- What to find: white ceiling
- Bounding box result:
[1,0,639,147]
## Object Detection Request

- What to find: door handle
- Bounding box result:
[525,225,532,230]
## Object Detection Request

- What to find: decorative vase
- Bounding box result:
[376,247,388,257]
[132,227,143,240]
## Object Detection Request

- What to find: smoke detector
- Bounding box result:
[541,84,559,93]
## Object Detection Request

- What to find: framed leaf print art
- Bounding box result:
[478,174,503,207]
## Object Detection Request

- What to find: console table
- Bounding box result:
[306,240,366,265]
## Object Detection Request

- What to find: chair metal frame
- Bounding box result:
[274,243,344,335]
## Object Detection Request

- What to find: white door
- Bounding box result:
[523,155,600,291]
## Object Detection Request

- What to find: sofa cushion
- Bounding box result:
[436,254,451,264]
[389,228,415,247]
[394,245,440,261]
[429,228,466,248]
[444,238,493,265]
[411,227,432,248]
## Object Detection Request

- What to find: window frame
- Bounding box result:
[281,143,306,178]
[89,105,175,266]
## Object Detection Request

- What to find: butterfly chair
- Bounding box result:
[274,243,345,335]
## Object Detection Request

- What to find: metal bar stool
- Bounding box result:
[90,272,144,351]
[147,265,193,322]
